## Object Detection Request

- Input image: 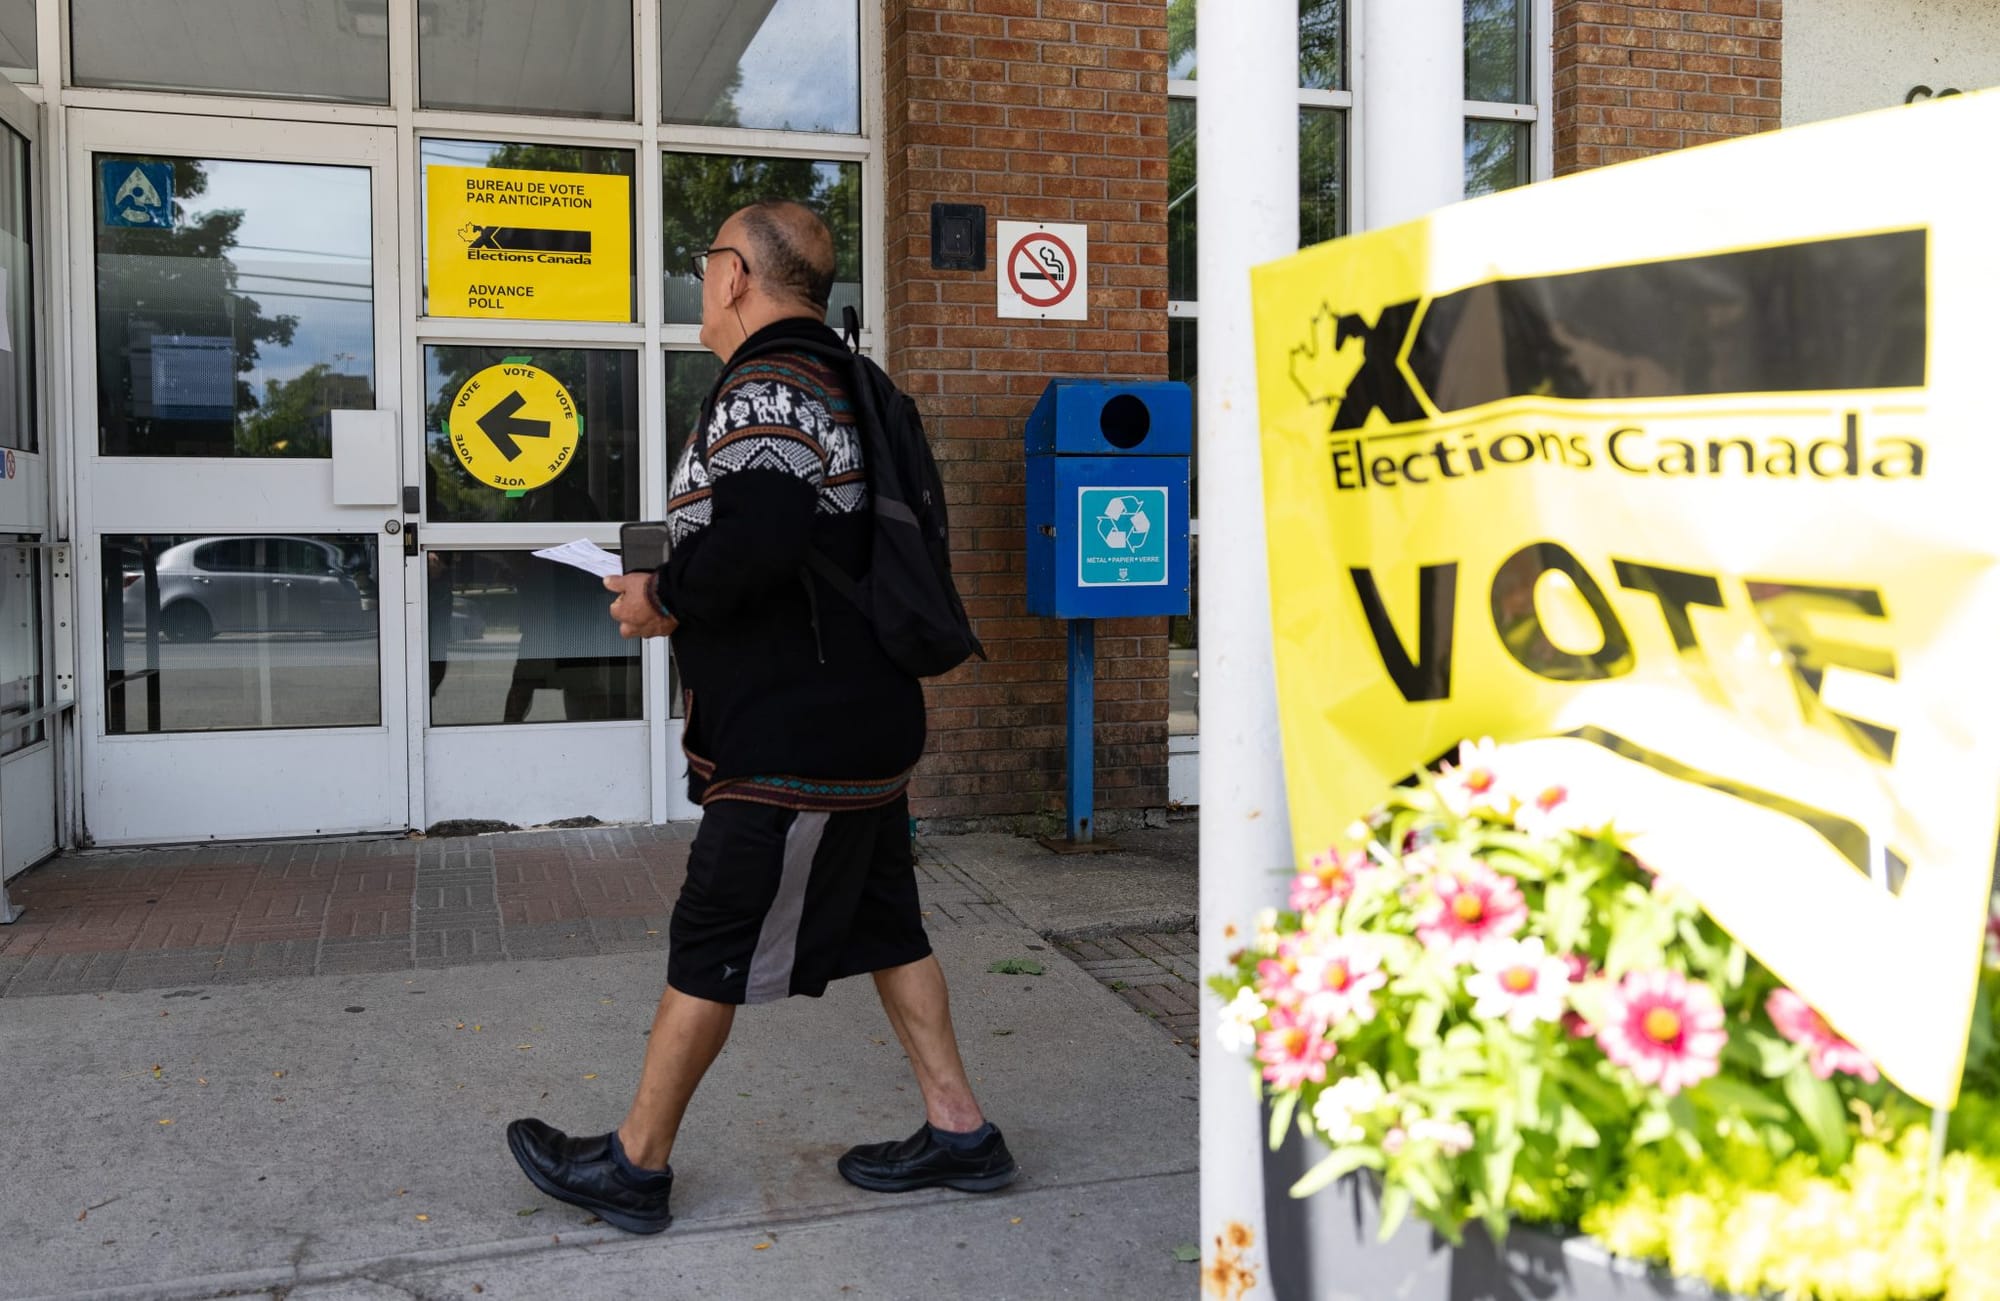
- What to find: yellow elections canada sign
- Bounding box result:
[1250,92,2000,1108]
[426,164,630,322]
[448,363,579,493]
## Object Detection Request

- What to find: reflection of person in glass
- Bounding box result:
[496,469,630,721]
[505,203,1013,1235]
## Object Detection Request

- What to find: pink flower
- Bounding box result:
[1595,970,1727,1096]
[1436,738,1514,820]
[1464,937,1570,1031]
[1766,988,1878,1083]
[1415,861,1528,961]
[1256,1005,1336,1090]
[1289,847,1370,915]
[1254,936,1308,1009]
[1987,902,2000,968]
[1296,939,1388,1025]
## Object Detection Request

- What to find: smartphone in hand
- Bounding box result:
[620,521,671,574]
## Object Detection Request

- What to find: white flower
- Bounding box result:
[1512,779,1604,840]
[1464,936,1571,1031]
[1310,1072,1386,1144]
[1252,907,1282,956]
[1214,987,1269,1055]
[1435,738,1513,820]
[1408,1117,1475,1156]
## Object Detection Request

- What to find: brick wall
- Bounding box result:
[882,0,1172,830]
[1553,0,1782,175]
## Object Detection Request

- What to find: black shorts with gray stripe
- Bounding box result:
[667,794,932,1005]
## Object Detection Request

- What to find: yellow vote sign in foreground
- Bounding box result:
[426,164,630,322]
[1250,92,2000,1108]
[448,363,579,493]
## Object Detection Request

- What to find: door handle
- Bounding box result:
[271,579,292,587]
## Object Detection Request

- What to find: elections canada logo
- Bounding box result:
[456,221,593,263]
[1095,494,1153,553]
[1285,231,1932,493]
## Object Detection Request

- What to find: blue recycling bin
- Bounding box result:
[1024,380,1191,848]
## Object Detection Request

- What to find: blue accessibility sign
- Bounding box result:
[99,160,174,229]
[1077,486,1168,587]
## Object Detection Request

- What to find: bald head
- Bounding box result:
[728,200,836,314]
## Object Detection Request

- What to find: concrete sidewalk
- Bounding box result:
[0,823,1201,1301]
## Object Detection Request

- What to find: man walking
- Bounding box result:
[504,201,1015,1234]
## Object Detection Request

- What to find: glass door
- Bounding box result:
[0,72,53,907]
[69,111,409,844]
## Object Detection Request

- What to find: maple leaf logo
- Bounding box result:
[1288,303,1368,410]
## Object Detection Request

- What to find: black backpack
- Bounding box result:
[697,319,987,679]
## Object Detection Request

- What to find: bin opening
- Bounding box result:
[1099,393,1151,449]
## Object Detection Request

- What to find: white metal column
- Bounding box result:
[1362,0,1466,227]
[1196,0,1296,1291]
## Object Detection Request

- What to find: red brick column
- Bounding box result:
[882,0,1171,830]
[1553,0,1782,175]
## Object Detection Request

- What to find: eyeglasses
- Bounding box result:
[689,246,750,281]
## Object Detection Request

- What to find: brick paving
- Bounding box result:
[0,825,1202,1058]
[1058,930,1201,1058]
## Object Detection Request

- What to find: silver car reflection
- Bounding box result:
[121,536,371,641]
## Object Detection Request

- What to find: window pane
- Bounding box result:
[1168,316,1197,516]
[0,0,33,76]
[1167,0,1194,79]
[94,156,376,458]
[0,541,40,753]
[1466,0,1530,104]
[1169,0,1341,87]
[661,0,859,134]
[72,0,388,103]
[420,138,636,322]
[1167,99,1196,303]
[1166,319,1197,736]
[663,348,722,472]
[1300,108,1346,247]
[662,349,720,722]
[661,153,862,327]
[1170,537,1197,736]
[1465,119,1531,197]
[428,549,639,727]
[1300,0,1346,92]
[421,0,634,121]
[424,346,639,524]
[103,533,381,733]
[0,127,31,452]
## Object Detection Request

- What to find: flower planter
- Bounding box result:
[1294,1173,1738,1301]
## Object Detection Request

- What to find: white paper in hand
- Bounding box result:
[532,539,624,580]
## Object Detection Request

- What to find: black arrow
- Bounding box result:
[476,391,550,461]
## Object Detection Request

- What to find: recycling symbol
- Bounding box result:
[1094,494,1153,552]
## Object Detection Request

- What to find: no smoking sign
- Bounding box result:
[997,220,1089,321]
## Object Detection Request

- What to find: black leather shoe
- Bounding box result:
[505,1118,674,1234]
[837,1124,1019,1193]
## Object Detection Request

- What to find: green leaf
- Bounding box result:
[1268,1091,1299,1151]
[1288,1145,1383,1198]
[1690,1075,1792,1124]
[1171,1243,1201,1263]
[987,959,1044,976]
[1747,1028,1809,1079]
[1783,1060,1852,1166]
[1632,1106,1676,1147]
[1377,1184,1413,1241]
[1554,1104,1601,1149]
[1544,1055,1627,1116]
[1541,875,1591,954]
